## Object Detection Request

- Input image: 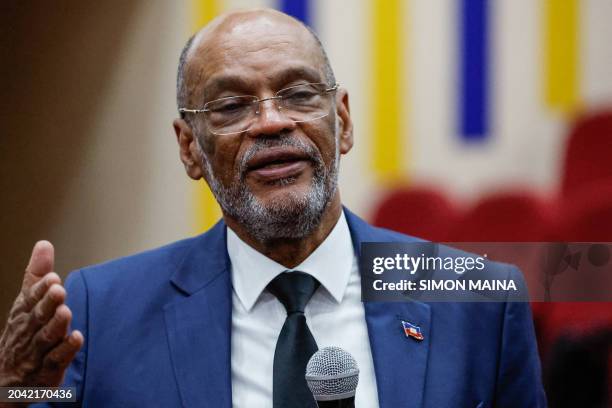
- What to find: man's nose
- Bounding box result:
[246,99,296,137]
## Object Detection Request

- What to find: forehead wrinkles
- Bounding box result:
[185,19,325,100]
[207,26,321,71]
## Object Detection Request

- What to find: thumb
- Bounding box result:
[22,240,55,290]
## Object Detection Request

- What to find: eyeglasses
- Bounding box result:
[179,82,339,136]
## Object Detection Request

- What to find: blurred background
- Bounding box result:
[1,0,611,405]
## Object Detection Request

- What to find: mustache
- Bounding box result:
[239,137,324,176]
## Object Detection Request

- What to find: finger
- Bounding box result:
[16,272,62,314]
[31,304,72,357]
[42,330,83,372]
[30,283,66,326]
[22,241,55,290]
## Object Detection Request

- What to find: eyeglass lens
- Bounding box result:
[205,83,335,135]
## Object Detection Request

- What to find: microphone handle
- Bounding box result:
[316,396,355,408]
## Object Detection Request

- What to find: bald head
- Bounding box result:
[176,9,335,112]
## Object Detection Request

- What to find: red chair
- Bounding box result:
[371,186,460,241]
[539,182,612,379]
[557,181,612,241]
[450,191,555,331]
[452,191,555,242]
[561,110,612,198]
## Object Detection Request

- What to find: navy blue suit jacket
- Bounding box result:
[46,209,546,407]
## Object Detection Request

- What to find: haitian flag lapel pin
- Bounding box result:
[401,320,424,341]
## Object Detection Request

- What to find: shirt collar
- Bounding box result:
[227,212,354,312]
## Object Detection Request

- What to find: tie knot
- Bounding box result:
[267,272,320,314]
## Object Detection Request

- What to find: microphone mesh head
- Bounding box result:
[305,346,359,401]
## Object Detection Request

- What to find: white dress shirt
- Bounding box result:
[228,212,380,407]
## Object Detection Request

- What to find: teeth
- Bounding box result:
[265,161,291,168]
[264,158,299,167]
[250,157,305,171]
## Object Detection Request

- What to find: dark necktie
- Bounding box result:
[267,271,321,408]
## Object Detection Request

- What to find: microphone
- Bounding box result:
[305,346,359,408]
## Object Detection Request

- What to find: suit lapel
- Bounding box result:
[162,210,431,407]
[363,301,431,407]
[164,221,233,408]
[345,208,432,408]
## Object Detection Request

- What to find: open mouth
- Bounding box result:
[246,147,312,181]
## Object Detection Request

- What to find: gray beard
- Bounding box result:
[198,135,340,243]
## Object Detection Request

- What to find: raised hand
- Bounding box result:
[0,241,83,388]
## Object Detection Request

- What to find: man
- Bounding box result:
[0,9,546,407]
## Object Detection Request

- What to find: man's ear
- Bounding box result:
[173,118,204,180]
[336,89,354,155]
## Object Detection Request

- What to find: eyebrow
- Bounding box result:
[274,66,324,87]
[202,75,253,101]
[202,65,325,101]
